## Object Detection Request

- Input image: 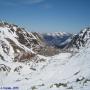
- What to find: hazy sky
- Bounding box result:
[0,0,90,33]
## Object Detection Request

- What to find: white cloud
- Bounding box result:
[23,0,45,4]
[0,0,45,6]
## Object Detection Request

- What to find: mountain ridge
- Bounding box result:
[0,22,90,90]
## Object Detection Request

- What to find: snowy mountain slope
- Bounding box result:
[67,27,90,49]
[31,32,73,56]
[0,21,73,62]
[0,22,43,62]
[1,44,90,90]
[40,32,73,48]
[0,22,90,90]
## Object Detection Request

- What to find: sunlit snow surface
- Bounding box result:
[0,26,90,90]
[0,45,90,90]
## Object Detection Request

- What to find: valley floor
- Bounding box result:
[0,47,90,90]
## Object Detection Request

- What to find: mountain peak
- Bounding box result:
[67,27,90,49]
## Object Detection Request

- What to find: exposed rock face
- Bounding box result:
[0,64,11,72]
[67,27,90,49]
[0,22,38,62]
